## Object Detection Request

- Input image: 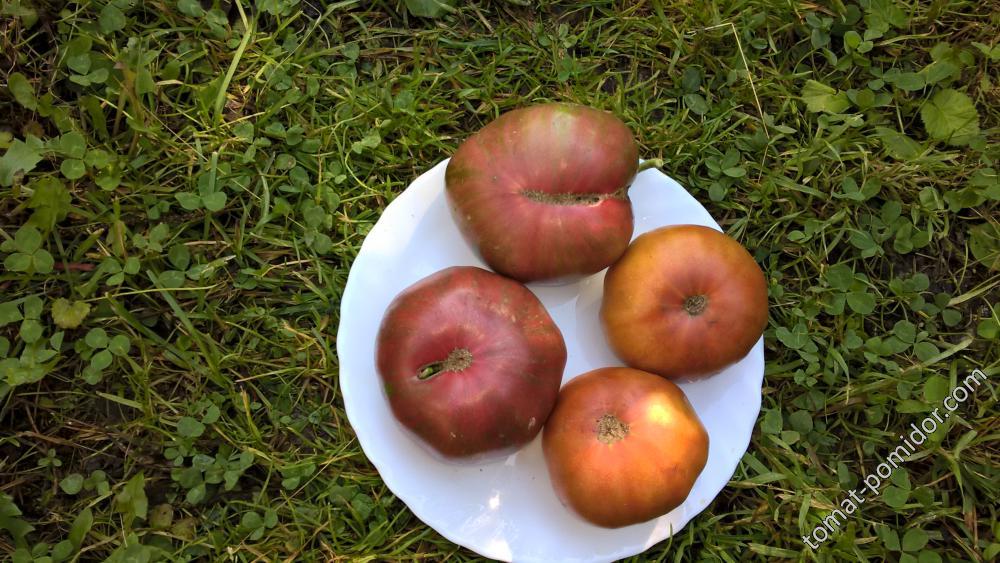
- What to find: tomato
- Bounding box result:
[445,103,638,283]
[375,266,567,459]
[600,224,769,379]
[542,367,709,528]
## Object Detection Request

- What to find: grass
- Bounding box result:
[0,0,997,561]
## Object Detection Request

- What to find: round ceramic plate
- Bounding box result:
[337,159,765,563]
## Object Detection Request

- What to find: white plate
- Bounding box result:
[337,159,765,562]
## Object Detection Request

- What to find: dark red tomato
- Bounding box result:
[376,266,567,459]
[445,103,638,283]
[542,367,709,528]
[601,225,769,379]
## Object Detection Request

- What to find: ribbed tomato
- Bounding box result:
[601,224,768,379]
[542,367,709,528]
[375,266,567,459]
[445,103,638,283]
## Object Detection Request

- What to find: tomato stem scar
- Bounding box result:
[417,348,473,380]
[596,413,629,444]
[683,294,708,316]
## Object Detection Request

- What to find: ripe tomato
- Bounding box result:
[376,266,566,459]
[446,103,638,283]
[601,225,768,379]
[542,367,709,528]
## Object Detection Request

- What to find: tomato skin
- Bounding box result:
[600,225,769,379]
[376,266,567,459]
[542,367,709,528]
[445,103,638,283]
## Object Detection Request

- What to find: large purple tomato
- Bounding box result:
[445,103,639,283]
[375,266,567,459]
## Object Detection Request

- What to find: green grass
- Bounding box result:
[1,0,998,561]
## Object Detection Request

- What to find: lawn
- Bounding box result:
[1,0,997,561]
